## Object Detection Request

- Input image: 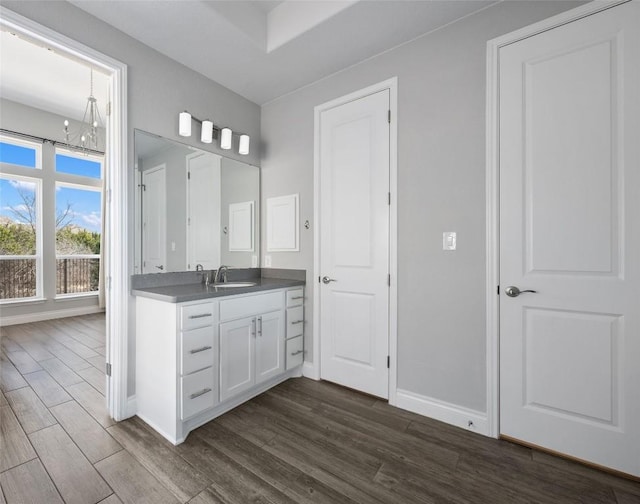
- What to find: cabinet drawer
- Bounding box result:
[286,336,304,370]
[181,367,215,420]
[180,326,214,376]
[181,302,215,331]
[220,291,283,322]
[286,288,304,307]
[286,306,304,339]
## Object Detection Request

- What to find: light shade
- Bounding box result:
[201,120,213,143]
[220,128,232,149]
[179,112,191,137]
[239,134,250,155]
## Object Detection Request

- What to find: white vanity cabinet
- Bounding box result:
[219,291,285,401]
[135,285,303,445]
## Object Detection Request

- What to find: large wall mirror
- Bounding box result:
[134,129,259,273]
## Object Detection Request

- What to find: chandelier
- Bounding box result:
[63,68,104,152]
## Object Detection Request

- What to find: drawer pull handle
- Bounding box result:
[291,296,304,300]
[188,313,212,319]
[189,346,212,354]
[291,320,304,325]
[291,350,304,356]
[190,388,212,399]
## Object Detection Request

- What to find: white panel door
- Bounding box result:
[319,89,390,398]
[187,152,221,270]
[255,310,285,385]
[142,164,166,273]
[499,1,640,476]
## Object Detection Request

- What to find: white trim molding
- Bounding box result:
[0,7,130,422]
[0,306,104,327]
[310,77,398,403]
[485,0,627,439]
[396,389,489,436]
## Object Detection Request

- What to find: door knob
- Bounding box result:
[504,286,537,298]
[155,265,164,270]
[322,276,337,284]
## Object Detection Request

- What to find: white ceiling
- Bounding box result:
[68,0,497,105]
[0,0,498,120]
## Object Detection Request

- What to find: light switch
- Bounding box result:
[264,255,272,267]
[443,232,456,251]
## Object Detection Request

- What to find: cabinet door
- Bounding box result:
[255,310,285,385]
[220,316,255,401]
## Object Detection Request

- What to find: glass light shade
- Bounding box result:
[179,112,191,137]
[201,120,213,143]
[220,127,232,150]
[239,134,250,155]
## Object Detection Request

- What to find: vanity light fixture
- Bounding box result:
[177,110,250,155]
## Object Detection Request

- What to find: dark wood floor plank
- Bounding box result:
[0,391,7,407]
[50,400,122,464]
[106,417,210,503]
[0,353,27,392]
[614,489,640,504]
[0,459,64,504]
[95,450,180,504]
[5,386,57,434]
[29,424,112,504]
[23,369,72,407]
[65,381,114,428]
[0,405,37,472]
[39,357,85,387]
[77,365,106,395]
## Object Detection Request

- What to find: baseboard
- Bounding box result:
[302,361,320,380]
[0,305,104,326]
[125,395,137,419]
[395,388,489,436]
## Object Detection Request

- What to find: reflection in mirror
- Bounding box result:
[134,130,259,273]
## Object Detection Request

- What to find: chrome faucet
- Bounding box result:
[214,265,229,284]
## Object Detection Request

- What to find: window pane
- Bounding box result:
[0,141,37,168]
[56,153,102,179]
[56,186,101,254]
[0,258,37,299]
[56,257,99,294]
[0,178,37,256]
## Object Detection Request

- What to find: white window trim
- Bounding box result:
[0,133,43,170]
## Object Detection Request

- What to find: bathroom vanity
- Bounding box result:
[133,276,305,444]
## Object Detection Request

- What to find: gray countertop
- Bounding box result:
[132,277,305,303]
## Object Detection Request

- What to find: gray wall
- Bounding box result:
[260,1,584,413]
[0,99,102,319]
[3,0,261,397]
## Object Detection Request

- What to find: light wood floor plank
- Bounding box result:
[5,387,56,434]
[39,357,84,387]
[98,495,122,504]
[0,459,63,504]
[0,405,37,472]
[77,365,106,395]
[23,370,72,407]
[95,450,179,504]
[29,424,112,504]
[50,400,122,464]
[65,381,115,428]
[13,339,54,362]
[0,354,27,393]
[44,344,93,372]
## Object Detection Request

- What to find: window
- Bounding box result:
[0,135,103,302]
[0,137,43,301]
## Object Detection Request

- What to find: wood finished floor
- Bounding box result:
[1,315,639,504]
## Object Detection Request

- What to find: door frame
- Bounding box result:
[0,7,129,420]
[485,0,628,438]
[141,163,167,274]
[310,77,398,406]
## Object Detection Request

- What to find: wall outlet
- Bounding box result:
[443,232,457,251]
[264,255,272,267]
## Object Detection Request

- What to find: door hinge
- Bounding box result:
[388,192,391,205]
[106,102,112,116]
[188,217,191,225]
[107,276,112,291]
[387,274,391,286]
[187,171,191,180]
[106,188,112,204]
[387,355,390,368]
[388,110,391,124]
[106,363,112,376]
[497,285,500,295]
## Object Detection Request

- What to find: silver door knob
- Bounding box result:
[505,286,537,297]
[155,265,164,270]
[322,276,337,284]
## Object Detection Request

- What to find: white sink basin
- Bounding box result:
[214,282,257,288]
